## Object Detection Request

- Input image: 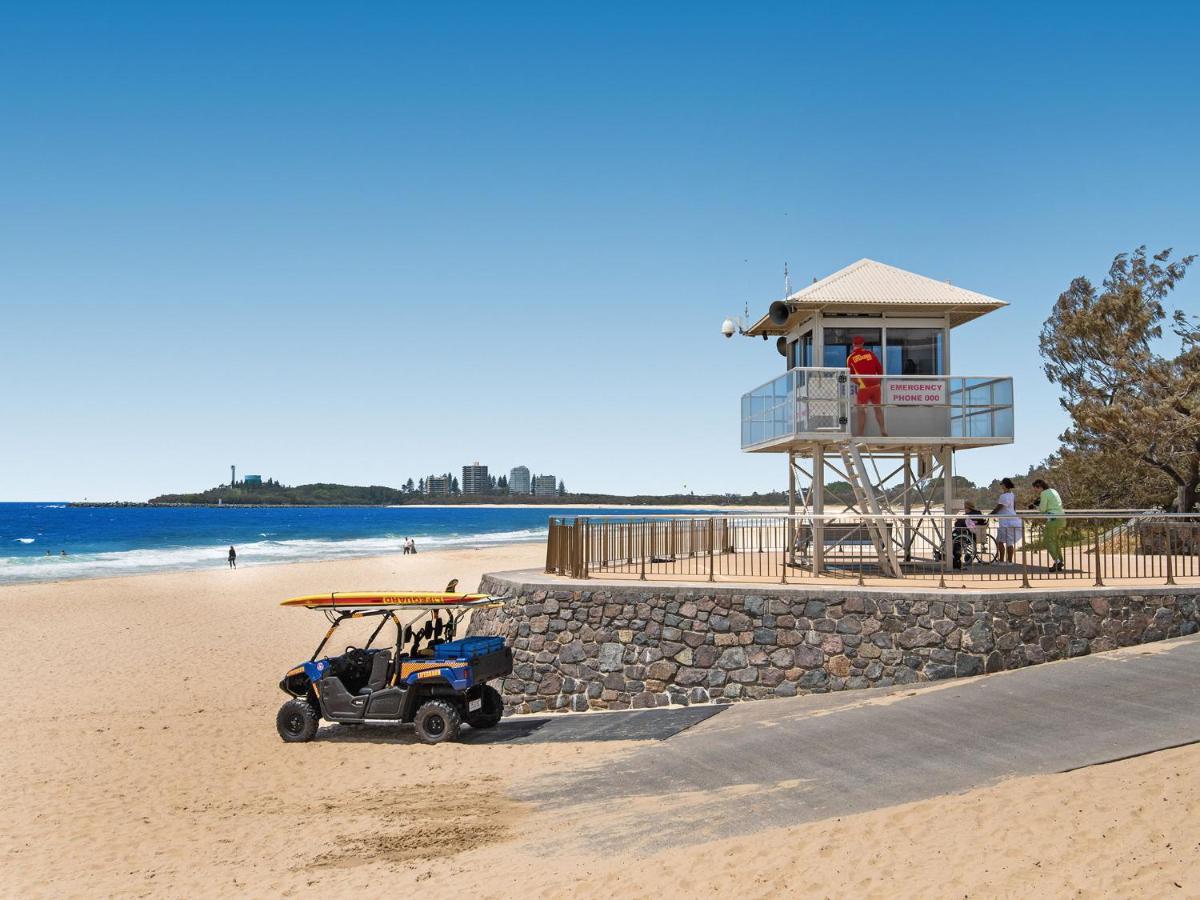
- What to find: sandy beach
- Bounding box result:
[4,543,1197,898]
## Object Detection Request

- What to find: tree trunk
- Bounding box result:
[1174,481,1199,513]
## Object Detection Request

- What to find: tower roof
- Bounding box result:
[746,258,1007,335]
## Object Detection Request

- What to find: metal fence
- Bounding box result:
[545,511,1200,589]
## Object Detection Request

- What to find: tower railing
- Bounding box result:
[741,368,1015,449]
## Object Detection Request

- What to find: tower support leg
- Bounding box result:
[787,452,796,568]
[903,450,912,562]
[813,446,825,575]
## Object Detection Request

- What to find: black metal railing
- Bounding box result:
[545,512,1200,589]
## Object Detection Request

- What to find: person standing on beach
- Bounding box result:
[228,546,237,569]
[1029,478,1065,571]
[990,477,1021,563]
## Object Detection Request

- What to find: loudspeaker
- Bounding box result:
[768,300,790,326]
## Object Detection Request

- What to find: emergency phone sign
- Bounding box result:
[886,381,944,405]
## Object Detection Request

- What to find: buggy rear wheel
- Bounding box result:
[465,685,504,730]
[276,699,320,743]
[413,699,462,745]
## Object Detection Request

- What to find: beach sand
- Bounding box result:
[3,544,1196,898]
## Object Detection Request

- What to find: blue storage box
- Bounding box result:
[434,636,505,660]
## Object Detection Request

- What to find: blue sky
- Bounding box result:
[1,2,1197,500]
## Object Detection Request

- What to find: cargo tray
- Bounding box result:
[434,636,505,661]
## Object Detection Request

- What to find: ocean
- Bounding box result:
[0,503,694,585]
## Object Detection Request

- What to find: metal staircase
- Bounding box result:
[839,442,903,577]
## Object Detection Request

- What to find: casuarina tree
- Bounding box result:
[1039,246,1199,511]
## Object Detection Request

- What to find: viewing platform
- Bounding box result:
[741,369,1014,453]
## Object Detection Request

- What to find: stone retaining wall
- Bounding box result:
[468,572,1200,714]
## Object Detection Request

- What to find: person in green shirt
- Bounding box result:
[1029,478,1065,571]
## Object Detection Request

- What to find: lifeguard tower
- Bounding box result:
[738,258,1014,576]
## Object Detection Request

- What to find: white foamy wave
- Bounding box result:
[39,504,66,509]
[0,527,547,585]
[14,538,35,544]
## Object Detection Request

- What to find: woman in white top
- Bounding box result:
[989,477,1021,563]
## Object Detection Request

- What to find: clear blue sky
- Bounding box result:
[2,2,1196,500]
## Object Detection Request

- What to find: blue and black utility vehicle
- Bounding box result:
[276,588,512,745]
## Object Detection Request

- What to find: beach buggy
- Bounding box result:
[276,584,512,745]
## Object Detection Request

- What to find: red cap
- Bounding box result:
[852,335,865,346]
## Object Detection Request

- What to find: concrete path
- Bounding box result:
[513,634,1200,851]
[462,705,723,744]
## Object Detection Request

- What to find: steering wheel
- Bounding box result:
[344,646,369,670]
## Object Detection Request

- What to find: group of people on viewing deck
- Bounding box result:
[952,478,1065,572]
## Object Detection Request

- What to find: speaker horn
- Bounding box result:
[768,300,790,327]
[776,336,787,357]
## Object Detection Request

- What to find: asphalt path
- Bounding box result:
[512,634,1200,850]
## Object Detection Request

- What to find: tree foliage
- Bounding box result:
[1039,246,1199,511]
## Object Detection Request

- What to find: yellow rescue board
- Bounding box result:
[281,592,492,609]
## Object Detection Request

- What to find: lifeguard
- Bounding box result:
[847,335,888,437]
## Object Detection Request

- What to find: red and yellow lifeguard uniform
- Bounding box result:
[847,346,883,405]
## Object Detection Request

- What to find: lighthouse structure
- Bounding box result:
[736,259,1014,576]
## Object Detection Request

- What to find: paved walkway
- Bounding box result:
[513,634,1200,850]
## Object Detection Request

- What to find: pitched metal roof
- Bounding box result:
[746,258,1008,334]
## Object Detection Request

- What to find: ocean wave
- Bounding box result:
[39,504,66,509]
[14,538,35,544]
[0,527,547,585]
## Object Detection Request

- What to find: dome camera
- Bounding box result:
[721,318,736,338]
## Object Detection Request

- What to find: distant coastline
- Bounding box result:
[72,496,790,509]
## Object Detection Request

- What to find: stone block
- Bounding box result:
[717,647,748,669]
[794,645,823,668]
[598,643,624,672]
[558,641,586,664]
[827,655,851,677]
[753,627,777,645]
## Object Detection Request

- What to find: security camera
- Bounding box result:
[721,318,736,338]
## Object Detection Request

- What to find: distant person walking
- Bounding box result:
[403,537,412,556]
[990,477,1021,563]
[228,546,237,569]
[1029,479,1065,571]
[407,538,417,555]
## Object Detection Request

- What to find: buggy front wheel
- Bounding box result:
[413,699,462,745]
[276,699,320,743]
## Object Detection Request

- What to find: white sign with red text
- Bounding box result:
[886,380,944,405]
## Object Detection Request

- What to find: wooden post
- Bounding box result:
[1093,524,1104,587]
[1166,528,1176,586]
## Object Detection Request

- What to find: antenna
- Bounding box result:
[784,262,792,299]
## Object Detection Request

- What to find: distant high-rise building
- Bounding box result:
[243,474,263,486]
[425,475,451,497]
[532,474,557,497]
[509,466,531,495]
[462,462,489,495]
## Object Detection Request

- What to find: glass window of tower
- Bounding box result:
[823,327,881,368]
[885,328,944,375]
